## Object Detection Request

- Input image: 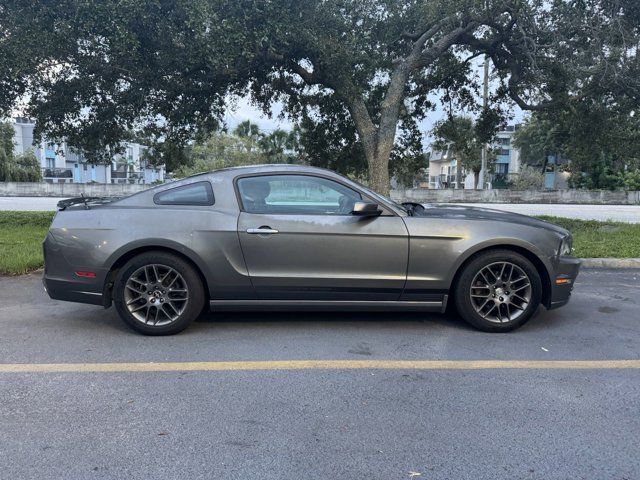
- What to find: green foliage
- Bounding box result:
[509,164,544,190]
[535,216,640,259]
[173,121,301,178]
[0,123,14,155]
[567,156,624,190]
[0,211,54,275]
[1,0,638,191]
[0,122,16,180]
[431,115,496,186]
[516,102,640,190]
[513,116,561,168]
[293,106,367,180]
[173,131,264,178]
[0,211,54,228]
[0,122,42,182]
[13,151,42,182]
[621,170,640,191]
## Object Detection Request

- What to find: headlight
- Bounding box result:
[559,235,573,256]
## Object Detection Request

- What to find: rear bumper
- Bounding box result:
[547,256,581,310]
[42,232,109,307]
[43,276,106,306]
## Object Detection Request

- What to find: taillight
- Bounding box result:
[75,271,97,278]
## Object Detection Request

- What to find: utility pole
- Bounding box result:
[480,55,489,189]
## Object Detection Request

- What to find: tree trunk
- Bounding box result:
[346,97,394,196]
[345,67,408,196]
[455,156,462,189]
[365,148,391,196]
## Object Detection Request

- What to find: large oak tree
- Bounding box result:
[1,0,638,193]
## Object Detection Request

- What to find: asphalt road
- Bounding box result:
[1,269,639,480]
[1,196,640,222]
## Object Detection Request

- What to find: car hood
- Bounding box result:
[411,204,569,236]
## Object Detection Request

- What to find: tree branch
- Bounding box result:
[412,21,481,69]
[288,60,321,85]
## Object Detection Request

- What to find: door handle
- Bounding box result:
[246,226,279,235]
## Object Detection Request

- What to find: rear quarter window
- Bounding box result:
[153,181,214,206]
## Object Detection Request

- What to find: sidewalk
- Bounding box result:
[451,203,640,223]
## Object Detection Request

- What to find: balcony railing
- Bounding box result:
[42,167,73,178]
[111,171,142,179]
[428,174,460,188]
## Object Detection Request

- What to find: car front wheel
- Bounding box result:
[114,251,205,335]
[454,249,542,332]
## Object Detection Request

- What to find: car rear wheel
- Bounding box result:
[454,249,542,332]
[114,251,205,335]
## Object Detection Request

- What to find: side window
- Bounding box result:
[154,181,214,206]
[237,175,362,215]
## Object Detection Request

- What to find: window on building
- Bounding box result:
[153,181,214,206]
[495,163,509,175]
[498,148,510,156]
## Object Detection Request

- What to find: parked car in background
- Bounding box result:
[43,165,580,335]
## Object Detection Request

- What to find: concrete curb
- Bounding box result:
[580,258,640,269]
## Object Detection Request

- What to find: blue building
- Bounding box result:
[11,117,165,184]
[491,125,522,188]
[428,124,522,189]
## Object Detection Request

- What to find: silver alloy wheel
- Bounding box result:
[469,261,532,324]
[124,264,189,326]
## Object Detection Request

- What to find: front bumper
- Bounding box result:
[547,256,581,310]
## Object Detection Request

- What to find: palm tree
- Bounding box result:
[260,129,290,163]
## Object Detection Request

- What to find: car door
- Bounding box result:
[235,173,409,301]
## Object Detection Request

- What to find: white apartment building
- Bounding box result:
[428,124,521,189]
[11,117,165,184]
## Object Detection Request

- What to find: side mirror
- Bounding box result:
[352,201,381,217]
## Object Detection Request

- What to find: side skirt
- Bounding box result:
[209,299,447,312]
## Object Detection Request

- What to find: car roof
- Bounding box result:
[209,164,337,177]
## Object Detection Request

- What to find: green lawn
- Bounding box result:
[0,211,54,275]
[535,216,640,258]
[0,211,639,275]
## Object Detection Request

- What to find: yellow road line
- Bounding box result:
[0,359,639,373]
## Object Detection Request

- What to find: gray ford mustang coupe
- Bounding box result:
[43,165,580,335]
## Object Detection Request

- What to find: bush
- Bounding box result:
[621,170,640,191]
[0,148,42,182]
[509,164,544,190]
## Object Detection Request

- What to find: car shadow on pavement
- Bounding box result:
[192,305,558,334]
[196,309,474,332]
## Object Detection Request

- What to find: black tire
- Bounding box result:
[453,249,542,332]
[114,251,205,335]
